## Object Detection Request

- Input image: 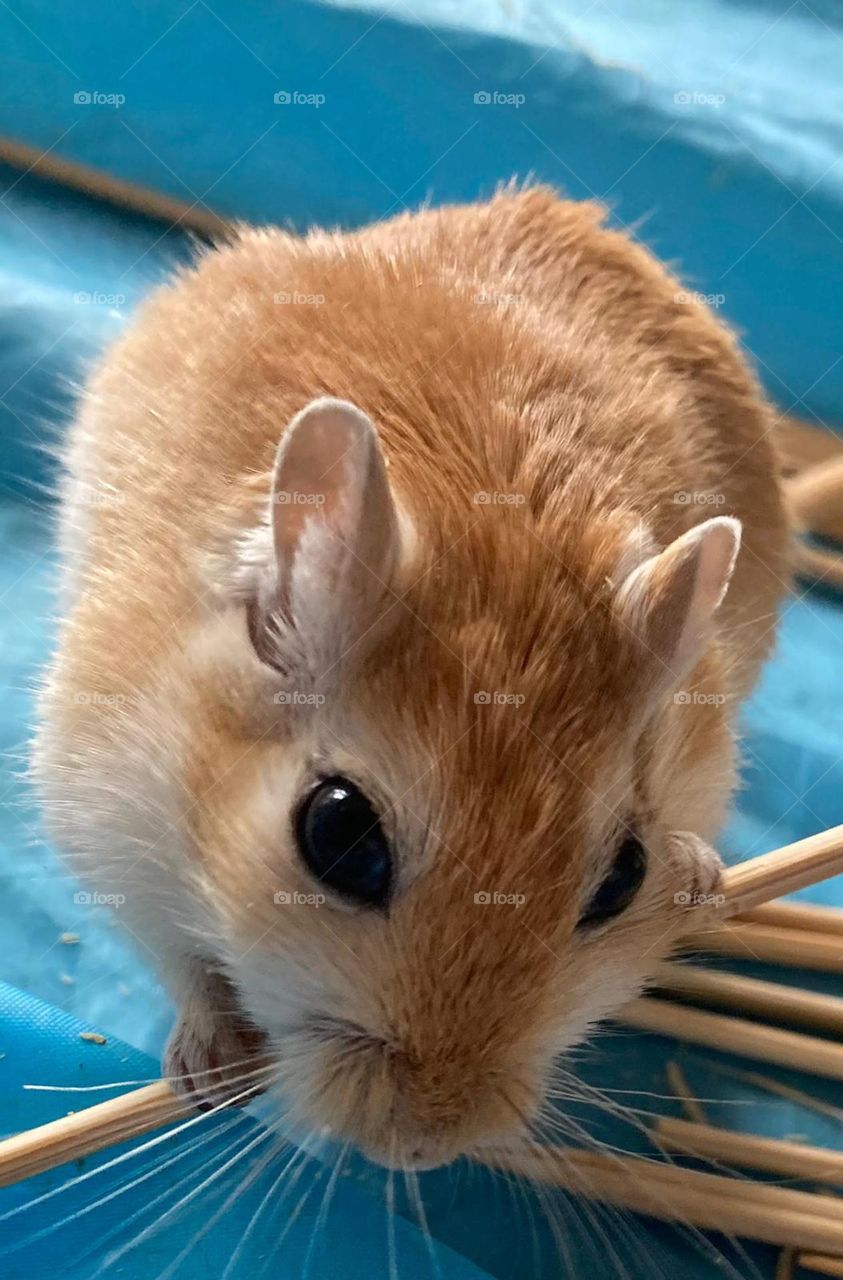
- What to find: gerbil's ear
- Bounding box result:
[615,516,741,695]
[253,397,404,666]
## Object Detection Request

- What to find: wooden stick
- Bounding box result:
[622,997,843,1081]
[0,1081,190,1188]
[685,922,843,972]
[0,134,232,240]
[739,901,843,936]
[654,1116,843,1185]
[715,825,843,919]
[799,1255,843,1278]
[654,964,843,1035]
[480,1146,843,1254]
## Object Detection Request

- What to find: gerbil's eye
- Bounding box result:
[578,832,647,928]
[294,776,392,908]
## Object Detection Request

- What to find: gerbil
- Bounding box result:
[34,187,790,1170]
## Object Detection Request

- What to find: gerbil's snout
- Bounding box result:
[284,1015,538,1171]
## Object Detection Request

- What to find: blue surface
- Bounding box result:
[1,3,842,1276]
[0,1,842,427]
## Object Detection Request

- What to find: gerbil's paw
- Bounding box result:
[164,970,268,1112]
[667,831,724,908]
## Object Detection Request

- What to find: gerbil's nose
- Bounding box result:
[300,1014,536,1171]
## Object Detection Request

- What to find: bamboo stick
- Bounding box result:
[715,825,843,919]
[622,997,843,1081]
[799,1255,843,1278]
[0,1081,190,1188]
[654,964,843,1035]
[685,923,843,972]
[0,135,232,240]
[740,901,843,935]
[480,1146,843,1254]
[654,1116,843,1185]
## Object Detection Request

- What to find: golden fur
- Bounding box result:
[34,187,790,1168]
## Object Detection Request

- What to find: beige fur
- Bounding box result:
[34,187,790,1169]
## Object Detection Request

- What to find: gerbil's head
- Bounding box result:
[166,397,740,1170]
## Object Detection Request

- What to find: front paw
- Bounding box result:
[667,831,724,908]
[164,972,269,1111]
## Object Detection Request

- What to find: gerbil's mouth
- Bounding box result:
[278,1014,536,1173]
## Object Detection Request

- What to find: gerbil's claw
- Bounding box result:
[164,969,269,1111]
[667,831,724,907]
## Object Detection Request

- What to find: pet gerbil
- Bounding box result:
[34,186,790,1170]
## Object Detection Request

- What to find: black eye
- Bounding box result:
[578,833,647,928]
[294,776,393,908]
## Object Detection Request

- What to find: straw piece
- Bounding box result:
[775,1248,796,1280]
[654,1116,843,1185]
[0,1082,189,1188]
[741,901,843,935]
[0,134,231,240]
[685,923,843,972]
[704,1064,843,1125]
[622,998,843,1081]
[799,1256,843,1278]
[787,454,843,542]
[480,1146,843,1254]
[715,825,843,919]
[665,1060,708,1125]
[654,964,843,1035]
